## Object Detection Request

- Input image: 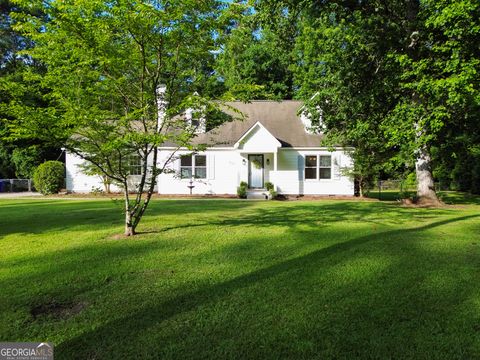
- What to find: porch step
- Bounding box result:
[246,189,270,200]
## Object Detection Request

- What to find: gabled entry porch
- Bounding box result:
[235,121,281,194]
[244,153,277,199]
[242,152,279,190]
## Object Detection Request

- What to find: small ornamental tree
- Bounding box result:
[8,0,228,236]
[77,161,113,194]
[33,160,64,195]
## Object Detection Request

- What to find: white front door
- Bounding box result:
[248,154,264,189]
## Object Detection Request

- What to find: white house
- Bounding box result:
[66,100,354,197]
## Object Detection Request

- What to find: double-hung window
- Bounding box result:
[305,155,317,179]
[304,155,332,180]
[180,154,207,179]
[319,156,332,179]
[126,153,142,175]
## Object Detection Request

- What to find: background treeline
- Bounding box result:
[0,0,60,179]
[1,0,479,195]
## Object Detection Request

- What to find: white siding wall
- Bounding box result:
[273,149,354,195]
[65,152,122,192]
[263,153,274,183]
[157,148,353,196]
[157,149,243,195]
[237,124,281,152]
[65,152,149,193]
[67,148,354,196]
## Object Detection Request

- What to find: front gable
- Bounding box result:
[234,121,281,152]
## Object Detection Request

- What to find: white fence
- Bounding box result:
[0,179,33,193]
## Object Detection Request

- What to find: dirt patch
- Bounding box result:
[416,197,445,207]
[107,230,159,240]
[400,197,446,208]
[30,300,87,320]
[109,233,129,240]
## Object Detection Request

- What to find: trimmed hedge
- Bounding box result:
[33,161,65,195]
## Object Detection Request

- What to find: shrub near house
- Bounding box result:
[33,161,64,195]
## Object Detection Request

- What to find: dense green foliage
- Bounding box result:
[0,0,60,178]
[1,197,479,358]
[6,0,228,234]
[419,0,480,194]
[217,25,293,100]
[2,0,479,199]
[291,2,408,193]
[386,0,480,195]
[214,1,295,100]
[32,160,64,195]
[257,0,480,196]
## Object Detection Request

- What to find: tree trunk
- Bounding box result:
[125,211,136,236]
[415,146,441,205]
[124,189,136,236]
[103,176,111,194]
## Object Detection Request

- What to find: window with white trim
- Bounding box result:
[304,155,332,180]
[305,155,317,179]
[126,153,142,175]
[180,154,207,179]
[319,155,332,179]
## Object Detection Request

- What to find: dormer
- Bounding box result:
[185,107,206,134]
[299,92,326,134]
[300,108,324,134]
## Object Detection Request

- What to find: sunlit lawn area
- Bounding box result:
[1,194,480,359]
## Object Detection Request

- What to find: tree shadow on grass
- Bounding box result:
[0,199,256,238]
[55,214,480,359]
[2,196,468,240]
[368,190,480,206]
[152,201,455,235]
[438,191,480,205]
[2,201,448,289]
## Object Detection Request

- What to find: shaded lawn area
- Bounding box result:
[1,196,480,359]
[368,189,480,204]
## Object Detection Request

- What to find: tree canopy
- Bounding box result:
[0,0,59,178]
[5,0,227,235]
[2,0,479,207]
[256,0,480,199]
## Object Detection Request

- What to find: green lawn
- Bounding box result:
[368,189,480,204]
[1,195,480,359]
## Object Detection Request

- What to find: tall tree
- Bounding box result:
[212,1,295,100]
[217,25,293,100]
[0,0,59,179]
[7,0,226,235]
[216,2,294,100]
[289,1,409,195]
[259,0,480,202]
[386,0,480,201]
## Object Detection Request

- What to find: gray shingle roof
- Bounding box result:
[190,100,324,148]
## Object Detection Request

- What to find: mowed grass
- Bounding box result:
[1,195,480,359]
